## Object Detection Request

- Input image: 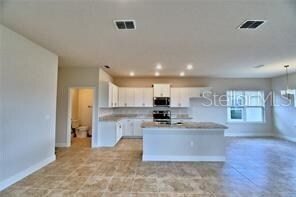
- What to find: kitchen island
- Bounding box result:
[141,122,228,162]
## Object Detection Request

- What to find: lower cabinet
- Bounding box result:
[99,120,123,147]
[99,118,152,147]
[123,119,152,138]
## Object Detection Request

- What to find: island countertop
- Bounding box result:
[141,121,228,129]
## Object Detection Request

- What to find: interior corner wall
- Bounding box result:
[55,67,99,147]
[271,73,296,142]
[0,24,58,191]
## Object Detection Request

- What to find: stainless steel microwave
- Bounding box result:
[153,97,170,107]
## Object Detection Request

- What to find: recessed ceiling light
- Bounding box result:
[155,72,160,76]
[129,71,135,76]
[180,72,185,77]
[156,64,162,70]
[186,64,193,70]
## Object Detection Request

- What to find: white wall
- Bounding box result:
[0,25,58,190]
[70,89,79,120]
[271,73,296,141]
[114,77,274,136]
[56,67,99,147]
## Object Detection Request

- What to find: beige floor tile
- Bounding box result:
[55,176,88,191]
[76,191,104,197]
[3,138,296,196]
[20,188,50,197]
[46,189,77,197]
[131,178,158,193]
[79,176,110,192]
[108,178,133,192]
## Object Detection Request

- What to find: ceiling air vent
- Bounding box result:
[239,20,265,29]
[114,20,136,30]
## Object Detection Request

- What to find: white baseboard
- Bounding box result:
[273,134,296,143]
[143,155,225,162]
[55,142,70,147]
[0,155,56,191]
[225,131,274,137]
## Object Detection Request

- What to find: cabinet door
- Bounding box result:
[153,84,170,97]
[161,84,171,97]
[143,88,153,107]
[123,119,134,136]
[126,88,135,107]
[170,88,180,107]
[153,84,162,97]
[180,88,189,107]
[134,88,143,107]
[113,84,118,107]
[108,83,113,107]
[118,88,126,107]
[133,120,143,136]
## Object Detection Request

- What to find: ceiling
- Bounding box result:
[1,0,296,78]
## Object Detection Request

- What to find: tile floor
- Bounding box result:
[1,137,296,197]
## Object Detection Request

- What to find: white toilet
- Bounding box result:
[71,119,89,138]
[76,126,89,138]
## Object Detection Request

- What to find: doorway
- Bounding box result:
[67,87,95,147]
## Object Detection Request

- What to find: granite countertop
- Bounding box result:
[99,114,192,122]
[141,122,228,129]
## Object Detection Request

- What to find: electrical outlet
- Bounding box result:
[190,141,194,147]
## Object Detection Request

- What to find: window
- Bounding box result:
[227,90,265,123]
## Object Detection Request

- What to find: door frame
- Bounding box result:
[67,86,96,147]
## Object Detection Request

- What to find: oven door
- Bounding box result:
[153,97,170,107]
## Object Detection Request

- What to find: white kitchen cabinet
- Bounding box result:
[116,121,123,143]
[123,119,134,137]
[122,118,152,137]
[118,88,135,107]
[134,88,153,107]
[133,120,143,136]
[99,81,118,108]
[99,120,123,147]
[171,88,190,107]
[112,84,119,107]
[153,84,170,97]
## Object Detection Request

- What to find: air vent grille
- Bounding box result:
[239,20,265,29]
[114,20,136,30]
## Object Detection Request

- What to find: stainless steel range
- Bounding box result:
[152,110,171,124]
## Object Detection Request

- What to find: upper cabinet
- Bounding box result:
[99,82,211,108]
[153,84,170,97]
[118,88,135,107]
[134,88,153,107]
[171,88,190,107]
[99,82,119,108]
